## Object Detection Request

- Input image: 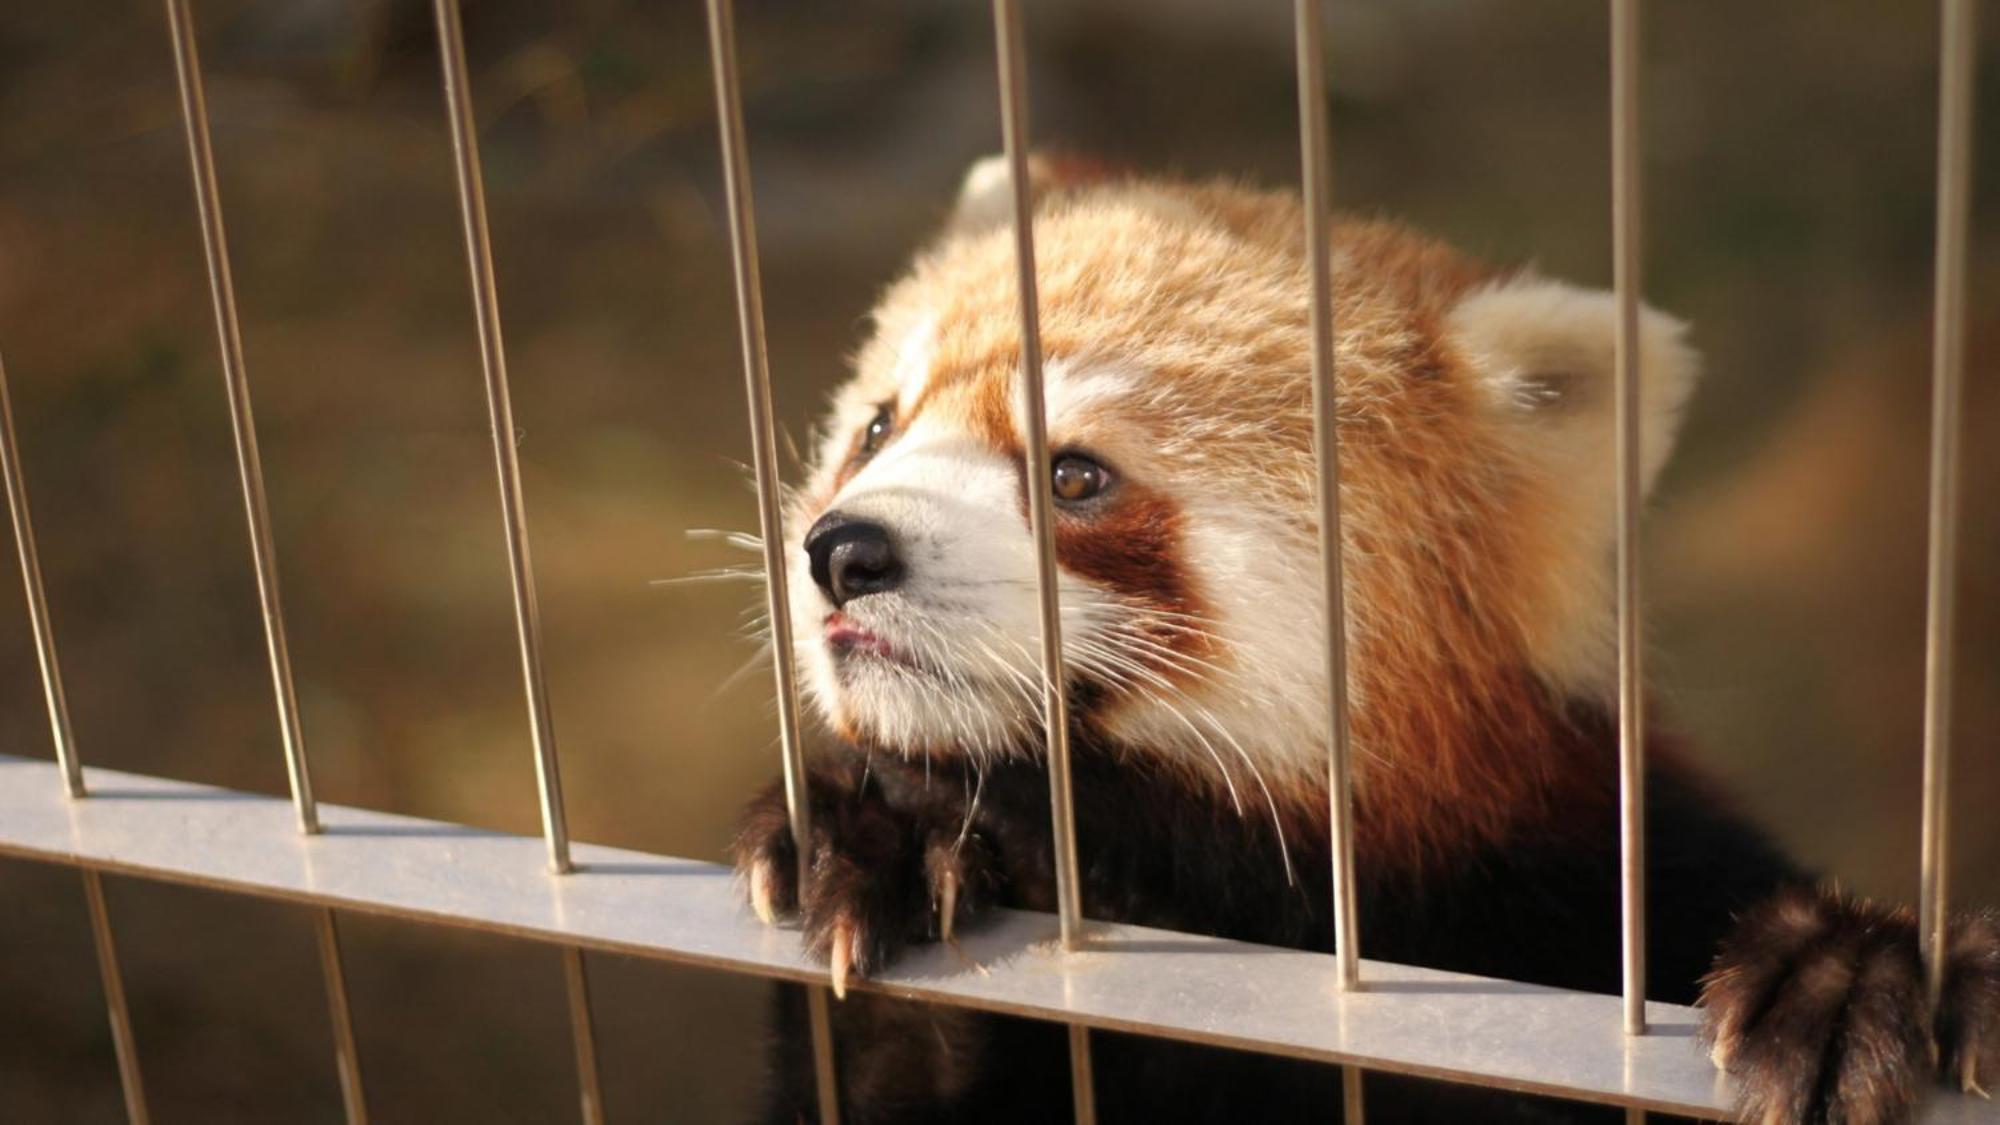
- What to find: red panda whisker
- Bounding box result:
[711,646,773,702]
[1096,625,1245,688]
[953,764,987,854]
[1093,626,1284,711]
[647,567,766,588]
[683,528,766,554]
[947,621,1038,699]
[1179,695,1297,886]
[915,619,1043,759]
[1068,633,1298,881]
[1118,598,1396,773]
[1054,635,1254,820]
[1105,664,1296,887]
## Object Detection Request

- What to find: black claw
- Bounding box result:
[732,762,1007,983]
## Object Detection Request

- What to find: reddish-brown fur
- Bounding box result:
[751,167,2000,1124]
[832,177,1623,874]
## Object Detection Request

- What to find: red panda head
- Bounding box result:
[786,157,1697,848]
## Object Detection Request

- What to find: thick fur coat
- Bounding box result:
[731,160,2000,1123]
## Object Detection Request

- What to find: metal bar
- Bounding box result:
[1344,1065,1365,1124]
[991,0,1083,962]
[699,1,840,1121]
[432,0,573,877]
[1294,0,1361,995]
[1609,0,1648,1039]
[1066,1024,1095,1122]
[2,353,149,1121]
[562,946,606,1125]
[27,756,2000,1121]
[431,5,604,1119]
[991,6,1098,1120]
[161,6,374,1119]
[1919,0,1978,1012]
[314,910,368,1125]
[0,353,80,797]
[81,869,150,1125]
[163,0,316,835]
[801,985,839,1124]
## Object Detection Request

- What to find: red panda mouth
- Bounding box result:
[825,613,909,667]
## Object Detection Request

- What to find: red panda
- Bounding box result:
[731,158,2000,1123]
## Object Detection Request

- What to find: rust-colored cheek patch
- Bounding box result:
[1053,489,1183,601]
[1046,484,1217,683]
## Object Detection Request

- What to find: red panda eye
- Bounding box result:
[1051,454,1111,504]
[860,406,893,456]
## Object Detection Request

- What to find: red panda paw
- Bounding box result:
[1937,908,2000,1100]
[731,768,1001,998]
[1699,885,2000,1123]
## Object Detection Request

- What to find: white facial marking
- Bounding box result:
[890,317,936,408]
[1025,360,1141,435]
[789,396,1106,758]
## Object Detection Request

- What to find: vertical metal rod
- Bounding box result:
[700,1,840,1121]
[803,988,839,1125]
[1342,1065,1365,1123]
[1919,0,1977,1013]
[3,350,148,1120]
[992,5,1096,1121]
[81,870,150,1125]
[1609,0,1648,1039]
[432,0,573,877]
[1066,1024,1095,1122]
[432,4,604,1119]
[163,0,316,834]
[562,947,606,1125]
[1295,0,1361,995]
[314,911,368,1125]
[0,353,81,797]
[992,0,1083,960]
[162,5,371,1118]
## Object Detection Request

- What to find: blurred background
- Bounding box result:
[1,0,1995,1121]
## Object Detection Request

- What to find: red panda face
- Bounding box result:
[786,160,1699,825]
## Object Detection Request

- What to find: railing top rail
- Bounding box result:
[15,753,1993,1123]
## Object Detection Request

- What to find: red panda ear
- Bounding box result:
[945,153,1116,237]
[1447,274,1700,499]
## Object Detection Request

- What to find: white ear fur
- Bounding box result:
[946,153,1052,237]
[1448,274,1699,496]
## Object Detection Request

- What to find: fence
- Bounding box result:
[0,1,1992,1122]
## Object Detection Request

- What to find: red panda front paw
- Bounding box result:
[1699,885,2000,1123]
[732,772,1000,998]
[1937,909,2000,1100]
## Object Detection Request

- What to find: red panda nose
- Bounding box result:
[803,512,905,609]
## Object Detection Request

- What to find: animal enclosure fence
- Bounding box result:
[0,1,1993,1122]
